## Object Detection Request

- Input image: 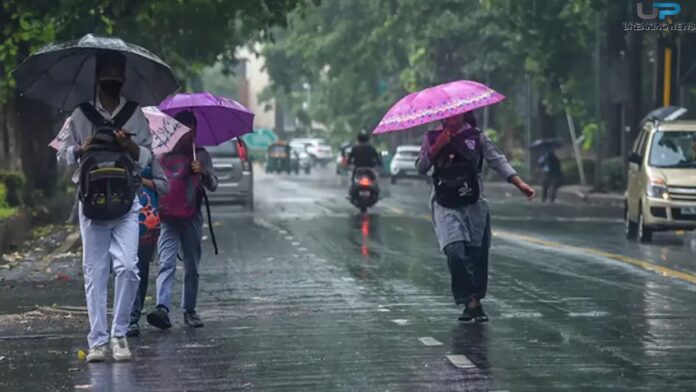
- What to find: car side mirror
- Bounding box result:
[628,153,643,165]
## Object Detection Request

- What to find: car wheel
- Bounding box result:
[638,205,653,243]
[625,204,638,240]
[391,175,398,185]
[305,167,311,175]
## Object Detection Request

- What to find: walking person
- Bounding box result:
[538,148,563,203]
[57,50,155,362]
[127,159,169,337]
[147,111,218,330]
[416,111,535,322]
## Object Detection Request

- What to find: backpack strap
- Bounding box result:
[79,103,108,128]
[78,101,138,130]
[112,101,139,129]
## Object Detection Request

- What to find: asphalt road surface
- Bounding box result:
[2,166,696,391]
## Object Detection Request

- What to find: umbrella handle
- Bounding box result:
[193,143,197,161]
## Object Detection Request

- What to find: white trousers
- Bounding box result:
[79,202,140,348]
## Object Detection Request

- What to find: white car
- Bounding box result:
[290,138,334,165]
[390,145,428,184]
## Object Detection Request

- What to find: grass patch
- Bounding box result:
[0,207,17,219]
[0,184,18,219]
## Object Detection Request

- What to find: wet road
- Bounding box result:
[2,166,696,391]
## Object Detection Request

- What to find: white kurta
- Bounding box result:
[57,96,152,348]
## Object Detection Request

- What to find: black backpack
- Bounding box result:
[431,131,483,209]
[78,102,139,221]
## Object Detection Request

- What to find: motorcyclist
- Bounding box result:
[348,132,382,179]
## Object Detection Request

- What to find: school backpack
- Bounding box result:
[428,128,484,209]
[158,151,219,255]
[158,153,201,221]
[78,102,139,221]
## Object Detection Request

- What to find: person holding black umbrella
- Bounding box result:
[57,50,155,363]
[14,34,179,363]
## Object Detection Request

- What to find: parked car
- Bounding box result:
[625,115,696,243]
[290,138,334,166]
[389,145,429,184]
[207,138,254,210]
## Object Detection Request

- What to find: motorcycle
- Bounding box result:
[349,167,380,213]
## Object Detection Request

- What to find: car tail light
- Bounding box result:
[237,140,252,171]
[237,140,248,161]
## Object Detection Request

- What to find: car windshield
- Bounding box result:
[207,140,239,158]
[649,131,696,168]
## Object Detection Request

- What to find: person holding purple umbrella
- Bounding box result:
[147,110,218,329]
[416,111,535,322]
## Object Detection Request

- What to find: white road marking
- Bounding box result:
[278,230,288,235]
[391,319,409,325]
[341,277,356,282]
[298,247,308,252]
[291,241,301,246]
[418,337,443,346]
[285,236,294,241]
[499,312,543,319]
[266,257,275,262]
[376,308,391,312]
[568,311,609,318]
[446,355,476,369]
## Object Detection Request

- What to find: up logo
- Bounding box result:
[637,1,682,20]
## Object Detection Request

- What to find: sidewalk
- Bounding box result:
[487,182,624,207]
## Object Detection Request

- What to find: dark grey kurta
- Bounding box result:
[416,131,517,250]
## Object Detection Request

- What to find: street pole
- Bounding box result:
[594,10,604,190]
[525,76,532,180]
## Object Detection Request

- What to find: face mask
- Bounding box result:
[99,79,123,98]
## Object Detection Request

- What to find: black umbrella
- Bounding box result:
[640,106,687,126]
[529,138,562,149]
[13,34,179,110]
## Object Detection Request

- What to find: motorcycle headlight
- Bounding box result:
[646,181,669,200]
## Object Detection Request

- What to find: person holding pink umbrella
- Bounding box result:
[374,80,535,322]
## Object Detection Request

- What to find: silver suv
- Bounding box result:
[207,138,254,210]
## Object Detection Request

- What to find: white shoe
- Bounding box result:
[86,344,108,363]
[110,337,132,362]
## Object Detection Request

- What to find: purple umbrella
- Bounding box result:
[159,92,255,146]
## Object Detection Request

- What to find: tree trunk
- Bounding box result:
[16,94,58,201]
[0,98,22,171]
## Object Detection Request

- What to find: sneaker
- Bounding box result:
[184,311,204,328]
[473,306,489,323]
[86,344,108,363]
[126,323,140,337]
[147,306,172,330]
[110,337,132,362]
[458,307,476,322]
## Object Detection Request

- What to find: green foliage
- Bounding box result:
[0,0,315,103]
[561,158,595,185]
[600,156,625,191]
[0,184,17,219]
[581,122,599,151]
[0,172,25,207]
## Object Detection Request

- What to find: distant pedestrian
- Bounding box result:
[57,50,154,362]
[416,111,535,322]
[147,111,218,330]
[538,149,562,203]
[127,159,169,337]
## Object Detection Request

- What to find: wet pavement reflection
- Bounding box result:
[2,167,696,391]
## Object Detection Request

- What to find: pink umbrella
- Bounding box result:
[49,107,190,156]
[373,80,505,134]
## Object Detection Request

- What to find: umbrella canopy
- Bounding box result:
[530,138,563,149]
[373,80,505,134]
[159,92,255,146]
[49,107,190,156]
[640,106,688,126]
[13,34,179,110]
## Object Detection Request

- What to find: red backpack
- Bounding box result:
[158,154,201,222]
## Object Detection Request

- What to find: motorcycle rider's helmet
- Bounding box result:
[357,132,370,143]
